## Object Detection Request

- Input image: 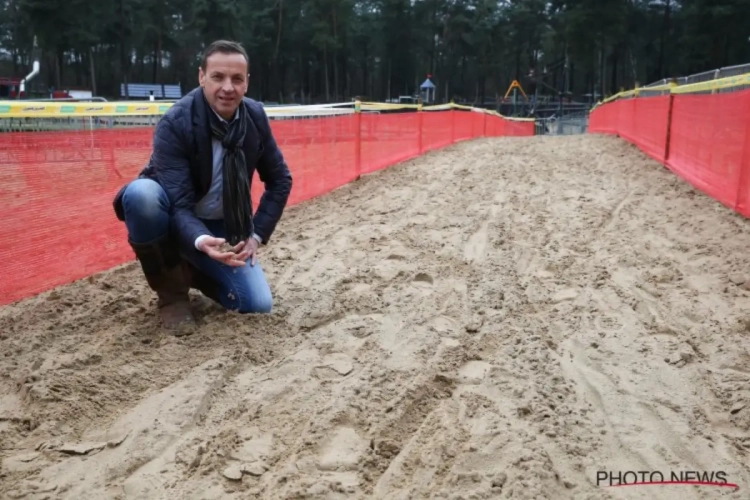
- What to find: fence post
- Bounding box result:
[733,93,750,214]
[354,100,362,180]
[450,100,455,143]
[483,110,488,137]
[663,83,676,163]
[417,103,423,154]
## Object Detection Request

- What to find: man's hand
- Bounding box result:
[234,237,260,266]
[196,236,247,267]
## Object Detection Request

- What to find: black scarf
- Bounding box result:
[203,92,254,246]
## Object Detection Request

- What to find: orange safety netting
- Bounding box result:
[588,89,750,217]
[588,96,672,163]
[0,109,534,305]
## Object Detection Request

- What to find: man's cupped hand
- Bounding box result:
[197,236,259,267]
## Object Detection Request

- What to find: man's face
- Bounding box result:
[198,52,249,120]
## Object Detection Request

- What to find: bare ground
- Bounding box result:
[1,134,749,500]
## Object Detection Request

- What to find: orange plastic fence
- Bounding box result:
[588,89,750,215]
[0,109,534,305]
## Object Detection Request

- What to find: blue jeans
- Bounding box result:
[120,178,273,314]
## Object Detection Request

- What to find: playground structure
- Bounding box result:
[496,75,590,136]
[0,37,41,99]
[420,75,436,103]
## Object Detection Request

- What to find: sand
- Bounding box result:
[1,134,750,499]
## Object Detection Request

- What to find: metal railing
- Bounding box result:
[643,63,750,88]
[534,111,589,136]
[593,62,750,108]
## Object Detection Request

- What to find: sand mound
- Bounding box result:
[1,135,749,499]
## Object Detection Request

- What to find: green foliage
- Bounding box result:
[1,0,748,103]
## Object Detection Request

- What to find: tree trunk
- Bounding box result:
[610,48,618,95]
[119,0,129,97]
[362,44,368,98]
[274,0,283,99]
[154,25,162,82]
[323,46,330,101]
[387,58,392,101]
[56,47,63,88]
[657,0,671,79]
[332,9,339,100]
[89,46,97,95]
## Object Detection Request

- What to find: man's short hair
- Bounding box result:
[200,40,249,71]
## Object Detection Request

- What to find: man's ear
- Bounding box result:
[198,67,206,87]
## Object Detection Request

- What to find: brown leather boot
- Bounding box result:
[130,237,196,333]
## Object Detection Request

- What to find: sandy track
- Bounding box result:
[1,134,749,499]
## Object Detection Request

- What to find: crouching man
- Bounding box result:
[112,40,292,331]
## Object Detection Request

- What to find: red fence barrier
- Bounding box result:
[588,89,750,217]
[0,108,534,305]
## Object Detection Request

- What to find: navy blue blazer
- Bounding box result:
[113,87,293,250]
